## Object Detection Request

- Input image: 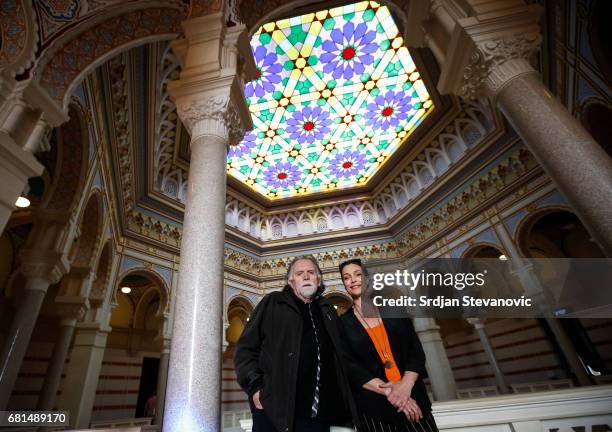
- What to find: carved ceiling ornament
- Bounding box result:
[154,44,186,202]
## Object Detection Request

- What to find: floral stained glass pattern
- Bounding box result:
[227,0,435,199]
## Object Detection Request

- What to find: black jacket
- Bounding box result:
[338,307,432,424]
[234,287,358,432]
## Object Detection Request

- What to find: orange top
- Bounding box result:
[365,323,402,382]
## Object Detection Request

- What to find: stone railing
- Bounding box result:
[510,379,574,394]
[231,385,612,432]
[435,385,612,431]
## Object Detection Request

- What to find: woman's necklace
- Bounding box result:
[354,307,394,369]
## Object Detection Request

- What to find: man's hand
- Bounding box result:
[252,390,263,410]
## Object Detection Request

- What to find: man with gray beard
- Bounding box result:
[235,256,358,432]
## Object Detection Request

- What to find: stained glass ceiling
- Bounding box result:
[227,0,434,200]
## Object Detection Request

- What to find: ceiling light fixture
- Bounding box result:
[120,286,132,294]
[498,254,508,261]
[15,196,31,208]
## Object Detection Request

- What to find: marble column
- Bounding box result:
[56,322,109,429]
[37,298,87,411]
[163,109,231,431]
[163,13,252,432]
[414,318,457,401]
[0,251,66,410]
[155,339,171,426]
[495,64,612,257]
[466,318,509,394]
[436,3,612,256]
[0,278,47,409]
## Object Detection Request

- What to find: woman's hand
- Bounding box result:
[399,398,423,422]
[379,372,416,409]
[363,378,391,396]
[379,380,411,409]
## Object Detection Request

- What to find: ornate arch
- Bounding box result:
[514,205,574,258]
[90,240,113,305]
[461,242,505,259]
[323,291,352,315]
[32,5,185,109]
[71,190,105,269]
[115,267,170,315]
[133,285,164,331]
[323,291,351,302]
[227,294,254,318]
[42,103,89,213]
[226,294,254,343]
[0,0,39,75]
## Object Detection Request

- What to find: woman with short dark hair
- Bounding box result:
[337,258,439,432]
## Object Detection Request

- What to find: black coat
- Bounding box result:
[338,307,432,424]
[234,287,358,432]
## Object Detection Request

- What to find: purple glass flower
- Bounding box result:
[319,21,378,80]
[328,149,368,179]
[263,161,301,189]
[228,131,258,159]
[245,45,283,98]
[364,90,412,130]
[285,106,332,144]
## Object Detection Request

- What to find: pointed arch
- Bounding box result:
[115,267,170,316]
[71,190,104,269]
[43,103,89,213]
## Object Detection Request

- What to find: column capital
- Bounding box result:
[156,337,172,353]
[19,250,69,286]
[174,92,246,145]
[437,3,543,99]
[55,295,89,324]
[168,14,253,145]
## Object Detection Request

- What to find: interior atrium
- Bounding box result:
[0,0,611,431]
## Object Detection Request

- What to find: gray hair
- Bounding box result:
[286,255,324,285]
